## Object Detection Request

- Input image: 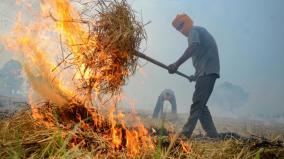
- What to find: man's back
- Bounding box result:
[188,26,220,77]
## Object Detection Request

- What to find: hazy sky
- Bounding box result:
[0,0,284,117]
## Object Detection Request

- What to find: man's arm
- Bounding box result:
[168,43,199,74]
[175,43,199,67]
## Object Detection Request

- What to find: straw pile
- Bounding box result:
[55,0,146,97]
[90,0,146,95]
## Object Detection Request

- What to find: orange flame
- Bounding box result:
[180,140,191,154]
[1,0,155,156]
[107,96,153,155]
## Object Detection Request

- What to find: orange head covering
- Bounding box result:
[172,14,193,36]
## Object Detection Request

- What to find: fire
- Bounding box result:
[0,0,155,156]
[45,0,92,59]
[180,139,191,154]
[2,1,76,107]
[108,97,153,155]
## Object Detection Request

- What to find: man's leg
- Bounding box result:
[199,75,218,137]
[181,101,202,137]
[181,75,217,137]
[199,106,218,137]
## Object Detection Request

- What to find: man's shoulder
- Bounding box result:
[188,26,207,39]
[192,26,206,31]
[191,26,215,43]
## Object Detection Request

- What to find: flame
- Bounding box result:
[43,0,92,59]
[180,140,191,154]
[2,12,75,106]
[0,0,155,156]
[107,97,153,155]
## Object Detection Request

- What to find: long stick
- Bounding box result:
[135,51,191,80]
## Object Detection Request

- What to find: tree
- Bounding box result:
[0,60,24,97]
[211,82,249,111]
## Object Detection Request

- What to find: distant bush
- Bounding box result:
[211,82,249,111]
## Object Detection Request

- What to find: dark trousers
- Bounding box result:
[182,74,218,138]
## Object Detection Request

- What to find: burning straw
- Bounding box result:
[50,0,147,101]
[1,0,146,105]
[0,0,158,157]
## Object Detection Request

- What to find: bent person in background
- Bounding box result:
[168,14,220,138]
[152,89,177,120]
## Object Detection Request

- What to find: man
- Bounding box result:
[152,89,177,119]
[168,14,220,138]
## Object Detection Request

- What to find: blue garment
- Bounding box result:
[152,89,177,118]
[188,26,220,77]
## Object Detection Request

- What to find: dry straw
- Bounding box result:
[86,0,146,95]
[53,0,147,99]
[1,108,284,158]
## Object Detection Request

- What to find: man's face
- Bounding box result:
[172,14,193,37]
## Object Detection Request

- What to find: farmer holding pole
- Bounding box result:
[168,14,220,138]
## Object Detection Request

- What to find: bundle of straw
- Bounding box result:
[92,0,146,94]
[57,0,146,98]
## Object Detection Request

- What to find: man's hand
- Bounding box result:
[168,63,178,74]
[188,75,196,82]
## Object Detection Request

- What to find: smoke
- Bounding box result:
[211,82,249,112]
[1,11,78,106]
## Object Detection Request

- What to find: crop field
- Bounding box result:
[0,107,283,159]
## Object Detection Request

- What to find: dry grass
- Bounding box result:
[0,108,144,159]
[1,108,284,159]
[0,101,155,158]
